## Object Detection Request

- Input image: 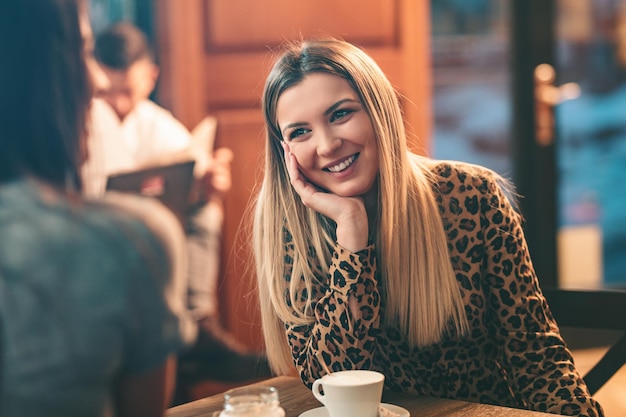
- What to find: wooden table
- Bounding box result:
[167,376,555,417]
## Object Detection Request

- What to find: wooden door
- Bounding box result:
[155,0,433,350]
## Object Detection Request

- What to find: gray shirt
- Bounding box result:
[0,178,195,417]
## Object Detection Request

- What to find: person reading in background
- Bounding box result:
[252,38,604,416]
[0,0,194,416]
[81,22,271,385]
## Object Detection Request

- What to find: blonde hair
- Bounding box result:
[253,38,468,375]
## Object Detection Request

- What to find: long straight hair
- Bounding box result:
[0,0,91,190]
[253,38,469,375]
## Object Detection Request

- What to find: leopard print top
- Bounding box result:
[282,160,604,416]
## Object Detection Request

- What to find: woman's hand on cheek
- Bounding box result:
[282,142,369,252]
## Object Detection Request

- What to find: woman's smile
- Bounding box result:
[325,153,358,173]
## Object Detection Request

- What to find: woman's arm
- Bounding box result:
[115,356,177,417]
[285,243,381,387]
[478,170,604,416]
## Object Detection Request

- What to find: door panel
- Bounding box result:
[156,0,433,349]
[205,0,397,49]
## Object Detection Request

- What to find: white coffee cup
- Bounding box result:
[311,370,385,417]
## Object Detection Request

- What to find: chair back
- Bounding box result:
[542,287,626,395]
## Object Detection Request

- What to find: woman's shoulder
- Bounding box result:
[2,178,184,263]
[412,156,520,220]
[67,192,181,260]
[0,179,182,303]
[413,156,511,196]
[96,190,185,250]
[416,156,498,181]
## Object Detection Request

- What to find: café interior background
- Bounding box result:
[90,0,626,291]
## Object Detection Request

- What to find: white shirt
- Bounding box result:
[82,98,192,197]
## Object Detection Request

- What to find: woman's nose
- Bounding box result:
[316,129,342,156]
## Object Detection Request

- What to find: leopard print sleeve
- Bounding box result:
[475,167,604,416]
[285,243,380,388]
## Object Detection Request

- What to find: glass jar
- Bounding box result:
[216,385,285,417]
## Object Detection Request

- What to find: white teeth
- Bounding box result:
[327,155,356,172]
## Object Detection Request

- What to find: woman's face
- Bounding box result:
[276,73,379,198]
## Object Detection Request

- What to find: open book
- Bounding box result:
[105,115,217,219]
[106,159,196,220]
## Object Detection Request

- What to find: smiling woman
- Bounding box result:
[252,38,605,417]
[277,73,379,205]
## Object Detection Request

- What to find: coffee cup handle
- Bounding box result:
[312,379,326,405]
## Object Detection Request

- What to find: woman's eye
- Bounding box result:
[288,127,309,141]
[330,108,353,122]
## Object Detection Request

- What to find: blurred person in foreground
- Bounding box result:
[0,1,195,416]
[253,38,604,416]
[81,21,270,386]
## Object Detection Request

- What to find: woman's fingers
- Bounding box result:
[282,142,318,201]
[282,142,349,215]
[282,142,296,178]
[281,141,368,250]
